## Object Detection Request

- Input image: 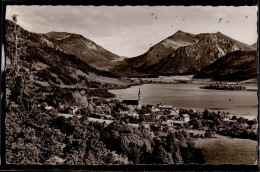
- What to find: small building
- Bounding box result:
[161,119,175,127]
[68,106,78,115]
[158,105,174,110]
[228,120,237,124]
[146,104,154,108]
[180,114,190,122]
[151,107,160,112]
[190,109,196,113]
[119,111,129,118]
[104,115,114,120]
[44,106,53,111]
[169,109,179,119]
[242,115,257,121]
[172,121,186,127]
[122,100,138,107]
[155,115,162,120]
[128,112,139,119]
[223,117,230,122]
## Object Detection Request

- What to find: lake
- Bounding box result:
[109,83,258,116]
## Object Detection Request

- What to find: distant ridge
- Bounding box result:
[193,50,257,81]
[112,30,254,77]
[45,31,120,70]
[111,30,203,76]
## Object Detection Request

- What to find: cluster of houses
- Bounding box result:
[119,88,191,131]
[39,87,191,133]
[39,87,257,139]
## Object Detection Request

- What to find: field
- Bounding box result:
[195,134,258,164]
[135,75,194,83]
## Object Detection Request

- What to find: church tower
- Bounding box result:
[138,87,141,109]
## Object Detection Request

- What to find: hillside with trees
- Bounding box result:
[193,50,257,81]
[5,15,203,165]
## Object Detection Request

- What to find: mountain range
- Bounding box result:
[112,31,255,77]
[4,19,131,88]
[111,30,204,76]
[5,19,257,82]
[45,31,119,70]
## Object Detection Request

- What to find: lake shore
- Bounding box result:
[109,82,258,116]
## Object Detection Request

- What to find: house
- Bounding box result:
[119,111,129,118]
[146,104,154,108]
[172,121,186,127]
[128,112,139,118]
[169,109,179,119]
[151,107,160,112]
[228,120,237,124]
[161,121,168,127]
[166,119,174,126]
[189,109,196,113]
[155,115,162,120]
[158,104,174,110]
[180,114,190,122]
[223,117,230,122]
[122,100,138,106]
[58,113,82,119]
[104,115,114,120]
[68,106,78,115]
[161,119,175,127]
[242,115,257,121]
[44,106,53,111]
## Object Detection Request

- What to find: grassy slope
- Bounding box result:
[195,134,257,164]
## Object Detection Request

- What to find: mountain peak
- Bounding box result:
[46,31,84,41]
[173,30,190,36]
[215,31,224,36]
[176,30,184,33]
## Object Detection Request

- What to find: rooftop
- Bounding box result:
[122,100,138,105]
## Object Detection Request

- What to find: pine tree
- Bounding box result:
[7,14,28,107]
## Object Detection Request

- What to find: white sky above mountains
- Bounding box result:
[6,6,258,57]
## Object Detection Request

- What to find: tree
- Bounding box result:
[7,14,28,104]
[190,118,202,129]
[154,145,173,164]
[11,14,18,66]
[231,115,237,120]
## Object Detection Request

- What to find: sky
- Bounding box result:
[5,6,258,57]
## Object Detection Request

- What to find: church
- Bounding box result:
[122,87,142,109]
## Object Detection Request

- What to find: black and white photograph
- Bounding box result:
[2,5,258,166]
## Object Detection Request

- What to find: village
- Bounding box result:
[39,87,258,139]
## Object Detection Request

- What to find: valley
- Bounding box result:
[4,14,258,166]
